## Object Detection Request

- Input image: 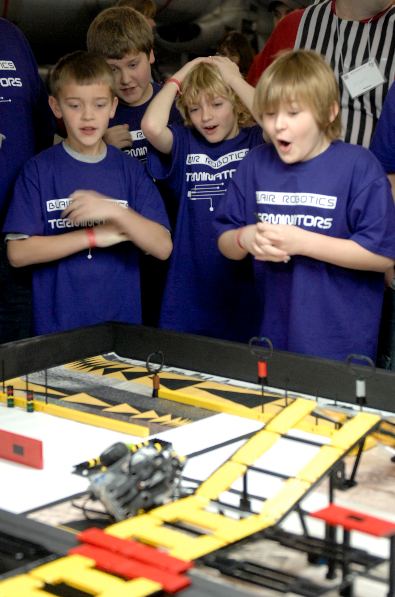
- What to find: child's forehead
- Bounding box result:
[59,80,112,98]
[187,90,227,105]
[106,51,146,65]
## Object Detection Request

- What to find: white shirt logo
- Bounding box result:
[0,61,16,70]
[256,191,337,209]
[186,149,249,170]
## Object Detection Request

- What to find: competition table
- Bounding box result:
[1,322,395,597]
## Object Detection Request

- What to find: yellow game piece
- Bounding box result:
[295,446,344,483]
[231,430,280,465]
[106,514,225,560]
[264,398,316,434]
[152,496,273,543]
[0,575,50,596]
[31,554,161,597]
[330,412,381,451]
[259,478,311,520]
[195,461,247,499]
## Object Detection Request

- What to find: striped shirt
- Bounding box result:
[295,0,395,146]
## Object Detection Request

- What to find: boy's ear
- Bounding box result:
[110,95,118,119]
[329,101,339,123]
[149,49,155,65]
[49,96,62,119]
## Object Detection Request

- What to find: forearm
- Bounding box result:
[7,229,89,268]
[301,232,394,272]
[111,207,172,260]
[218,227,254,260]
[141,83,175,154]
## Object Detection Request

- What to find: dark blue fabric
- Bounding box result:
[0,19,56,343]
[110,83,182,164]
[147,124,264,342]
[3,144,170,336]
[214,141,395,361]
[371,82,395,173]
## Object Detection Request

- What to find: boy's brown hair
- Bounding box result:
[50,50,115,100]
[87,7,154,59]
[254,49,341,141]
[177,63,251,128]
[116,0,156,20]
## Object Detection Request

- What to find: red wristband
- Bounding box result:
[236,227,245,250]
[86,227,96,249]
[165,78,182,96]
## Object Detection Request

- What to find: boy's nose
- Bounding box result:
[201,107,212,121]
[274,114,286,130]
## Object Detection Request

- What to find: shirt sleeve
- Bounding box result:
[347,152,395,258]
[2,159,45,237]
[370,83,395,172]
[213,159,249,238]
[146,124,185,200]
[131,160,171,232]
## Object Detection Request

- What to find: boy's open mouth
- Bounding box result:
[204,125,218,133]
[278,140,291,151]
[81,127,97,134]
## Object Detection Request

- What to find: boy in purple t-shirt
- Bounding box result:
[214,50,395,362]
[3,51,171,336]
[141,56,264,342]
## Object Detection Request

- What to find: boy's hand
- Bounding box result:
[172,56,208,84]
[202,56,243,88]
[252,222,305,262]
[103,124,132,150]
[91,223,127,248]
[62,190,123,224]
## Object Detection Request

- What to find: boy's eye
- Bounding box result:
[188,107,198,113]
[214,102,222,107]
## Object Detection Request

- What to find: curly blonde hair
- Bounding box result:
[177,62,251,128]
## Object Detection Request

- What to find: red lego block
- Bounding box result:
[0,428,43,469]
[77,527,193,573]
[311,503,395,538]
[69,544,191,593]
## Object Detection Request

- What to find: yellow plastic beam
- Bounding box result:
[106,514,225,561]
[195,461,247,500]
[330,412,381,451]
[231,430,280,465]
[296,446,344,483]
[265,398,316,434]
[0,576,51,597]
[31,554,161,597]
[259,478,311,520]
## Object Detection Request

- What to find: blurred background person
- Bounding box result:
[217,31,255,79]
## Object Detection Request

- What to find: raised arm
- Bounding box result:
[201,56,263,127]
[141,57,206,154]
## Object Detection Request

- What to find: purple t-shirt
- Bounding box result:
[0,18,56,224]
[214,141,395,361]
[146,124,264,342]
[371,81,395,172]
[110,82,182,164]
[3,143,170,335]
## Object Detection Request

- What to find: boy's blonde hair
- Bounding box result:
[50,51,115,100]
[254,49,341,141]
[87,7,154,59]
[116,0,156,20]
[177,63,250,128]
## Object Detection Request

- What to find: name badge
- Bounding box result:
[341,59,385,99]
